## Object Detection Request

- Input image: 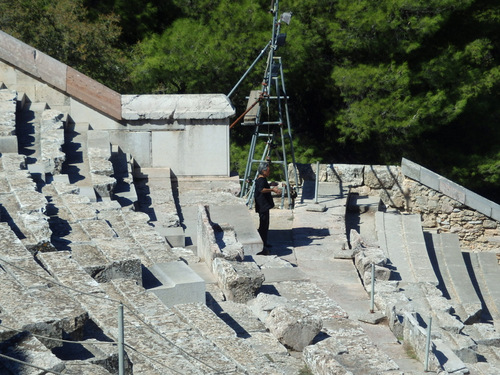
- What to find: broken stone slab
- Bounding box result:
[247,292,289,322]
[92,238,142,284]
[91,173,116,198]
[212,258,264,303]
[463,323,500,347]
[303,333,400,375]
[362,264,392,286]
[306,203,326,212]
[265,305,322,351]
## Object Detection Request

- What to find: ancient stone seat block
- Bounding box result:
[212,258,264,303]
[265,305,322,351]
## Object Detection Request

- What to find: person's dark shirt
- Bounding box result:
[255,176,275,213]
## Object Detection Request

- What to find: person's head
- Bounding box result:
[258,162,270,177]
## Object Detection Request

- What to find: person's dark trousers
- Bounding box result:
[258,210,270,247]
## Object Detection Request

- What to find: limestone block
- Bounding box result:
[331,164,365,186]
[122,94,235,121]
[212,258,264,303]
[303,338,350,375]
[464,323,500,347]
[265,305,322,351]
[363,265,391,286]
[15,189,47,214]
[247,292,289,322]
[354,247,387,274]
[364,165,401,189]
[91,173,116,197]
[146,261,206,307]
[18,212,51,245]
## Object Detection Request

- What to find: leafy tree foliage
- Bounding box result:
[0,0,129,91]
[1,0,500,200]
[83,0,180,44]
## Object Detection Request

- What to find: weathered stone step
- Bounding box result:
[0,332,65,375]
[425,232,482,324]
[203,284,306,374]
[376,212,438,284]
[100,279,239,374]
[474,252,500,325]
[0,265,87,349]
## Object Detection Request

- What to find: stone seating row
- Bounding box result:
[354,233,500,373]
[0,154,52,252]
[375,211,438,285]
[470,251,500,325]
[425,232,482,324]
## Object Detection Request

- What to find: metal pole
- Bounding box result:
[228,41,271,98]
[118,303,125,375]
[424,316,433,372]
[314,161,319,204]
[370,263,375,313]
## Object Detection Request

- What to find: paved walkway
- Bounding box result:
[253,185,427,374]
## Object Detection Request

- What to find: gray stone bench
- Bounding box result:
[376,211,438,285]
[426,232,482,324]
[475,252,500,325]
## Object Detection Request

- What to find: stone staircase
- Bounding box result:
[1,78,499,374]
[0,84,308,374]
[371,205,500,374]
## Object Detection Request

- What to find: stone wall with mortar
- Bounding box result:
[289,161,500,252]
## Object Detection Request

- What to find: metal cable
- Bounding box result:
[0,256,225,374]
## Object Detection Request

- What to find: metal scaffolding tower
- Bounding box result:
[228,0,299,209]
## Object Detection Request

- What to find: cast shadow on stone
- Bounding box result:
[267,229,293,257]
[0,204,26,240]
[423,232,451,300]
[205,291,251,338]
[133,177,157,222]
[291,227,330,248]
[61,130,85,184]
[461,252,494,323]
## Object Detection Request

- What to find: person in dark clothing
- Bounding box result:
[254,161,281,255]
